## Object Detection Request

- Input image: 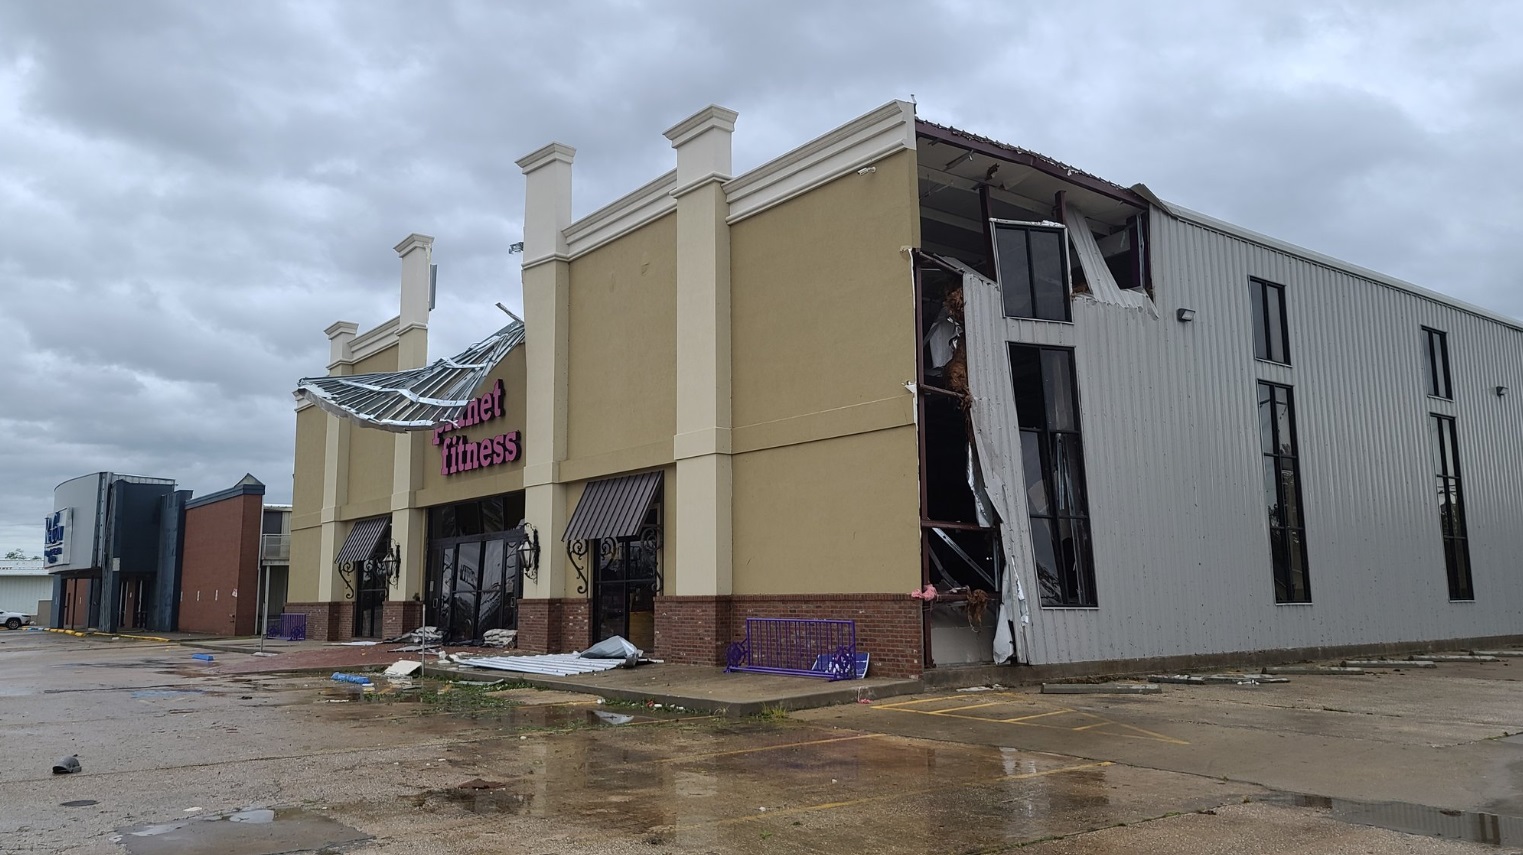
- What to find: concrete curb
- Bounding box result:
[416,663,922,717]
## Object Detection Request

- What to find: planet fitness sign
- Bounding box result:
[431,379,522,476]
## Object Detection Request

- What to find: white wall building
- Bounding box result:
[0,559,50,618]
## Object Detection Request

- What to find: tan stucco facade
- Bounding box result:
[565,214,678,464]
[287,102,929,665]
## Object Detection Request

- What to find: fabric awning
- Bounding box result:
[335,517,390,565]
[562,471,663,542]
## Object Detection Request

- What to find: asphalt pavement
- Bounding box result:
[3,627,1521,854]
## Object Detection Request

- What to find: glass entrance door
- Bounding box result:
[428,528,524,644]
[591,535,658,652]
[353,561,387,638]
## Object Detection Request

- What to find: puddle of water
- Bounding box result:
[1275,794,1523,846]
[131,689,205,700]
[421,786,536,815]
[116,806,368,855]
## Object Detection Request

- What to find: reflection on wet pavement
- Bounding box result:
[115,806,369,855]
[363,710,1250,853]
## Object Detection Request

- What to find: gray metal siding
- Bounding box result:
[0,577,52,616]
[1013,212,1523,665]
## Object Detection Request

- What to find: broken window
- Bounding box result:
[1251,278,1290,364]
[1009,345,1096,607]
[1101,212,1149,293]
[993,222,1070,322]
[1429,414,1472,600]
[1423,327,1452,399]
[1258,382,1310,603]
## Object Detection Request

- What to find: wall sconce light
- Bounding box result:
[1176,308,1197,323]
[1497,386,1508,398]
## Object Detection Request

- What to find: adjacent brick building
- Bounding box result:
[179,475,265,636]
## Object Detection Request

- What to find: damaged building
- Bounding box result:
[285,101,1523,677]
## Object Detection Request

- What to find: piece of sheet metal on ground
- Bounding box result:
[459,654,625,677]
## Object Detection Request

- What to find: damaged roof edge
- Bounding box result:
[915,119,1146,209]
[293,320,525,432]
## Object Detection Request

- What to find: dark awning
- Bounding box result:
[562,471,663,542]
[335,517,390,565]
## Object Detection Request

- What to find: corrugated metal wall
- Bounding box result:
[0,576,53,616]
[1005,210,1523,665]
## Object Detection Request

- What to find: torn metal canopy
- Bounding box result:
[294,320,525,432]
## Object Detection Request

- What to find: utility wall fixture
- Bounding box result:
[1176,307,1197,323]
[1497,386,1508,398]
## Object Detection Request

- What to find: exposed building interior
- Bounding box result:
[912,122,1154,667]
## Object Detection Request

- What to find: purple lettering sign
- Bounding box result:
[431,379,523,476]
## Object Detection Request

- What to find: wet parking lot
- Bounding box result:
[4,630,1523,853]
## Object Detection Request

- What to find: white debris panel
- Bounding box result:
[1063,201,1158,317]
[456,654,624,677]
[950,259,1034,666]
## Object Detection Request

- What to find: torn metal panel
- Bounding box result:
[294,320,524,432]
[946,258,1036,665]
[1063,201,1158,317]
[456,653,625,677]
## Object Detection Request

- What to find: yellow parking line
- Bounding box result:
[1003,709,1074,723]
[927,701,1005,714]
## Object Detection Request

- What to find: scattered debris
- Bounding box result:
[1042,683,1161,695]
[1263,666,1367,675]
[52,755,81,775]
[1201,674,1289,684]
[190,653,214,662]
[1149,674,1206,685]
[456,778,505,790]
[331,672,372,685]
[594,711,635,726]
[1421,654,1499,663]
[61,800,98,807]
[581,635,642,662]
[1472,650,1523,658]
[328,640,382,647]
[453,653,624,677]
[1346,660,1436,669]
[383,660,423,678]
[483,628,517,648]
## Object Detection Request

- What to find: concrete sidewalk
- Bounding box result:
[423,660,923,716]
[98,632,927,715]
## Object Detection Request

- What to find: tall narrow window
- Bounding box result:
[1258,381,1310,602]
[994,222,1071,322]
[1429,415,1472,600]
[1010,345,1095,606]
[1423,328,1452,399]
[1250,278,1290,364]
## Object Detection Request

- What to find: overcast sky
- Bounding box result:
[2,1,1521,556]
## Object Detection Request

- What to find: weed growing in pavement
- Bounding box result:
[750,704,791,722]
[361,679,533,712]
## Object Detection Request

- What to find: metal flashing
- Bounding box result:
[294,321,524,432]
